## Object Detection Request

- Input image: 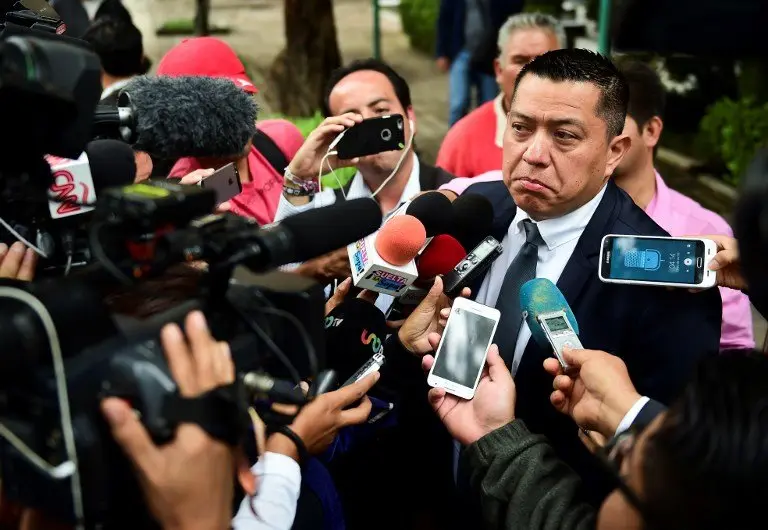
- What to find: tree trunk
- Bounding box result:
[194,0,210,36]
[269,0,342,117]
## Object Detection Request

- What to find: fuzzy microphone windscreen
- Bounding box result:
[125,75,259,160]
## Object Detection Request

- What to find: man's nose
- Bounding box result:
[522,133,550,166]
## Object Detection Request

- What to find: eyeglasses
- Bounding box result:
[584,429,652,521]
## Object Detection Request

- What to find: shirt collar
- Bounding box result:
[346,153,422,219]
[510,184,608,251]
[100,78,132,101]
[494,93,506,148]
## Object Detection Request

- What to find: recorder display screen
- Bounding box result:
[432,307,496,388]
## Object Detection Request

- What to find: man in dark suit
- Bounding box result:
[446,49,721,507]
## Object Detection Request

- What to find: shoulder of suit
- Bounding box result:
[611,183,671,237]
[419,161,456,190]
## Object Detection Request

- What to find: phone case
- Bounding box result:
[598,234,718,289]
[427,299,500,399]
[336,115,406,160]
[201,164,242,204]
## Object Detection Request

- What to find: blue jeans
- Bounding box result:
[448,48,498,126]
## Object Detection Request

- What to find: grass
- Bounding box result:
[263,111,357,189]
[155,19,231,36]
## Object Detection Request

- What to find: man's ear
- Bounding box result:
[605,134,632,178]
[406,106,416,137]
[494,57,503,85]
[643,116,663,150]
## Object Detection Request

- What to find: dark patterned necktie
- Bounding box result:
[493,219,542,366]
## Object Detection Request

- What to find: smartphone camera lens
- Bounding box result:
[381,129,392,141]
[397,118,403,130]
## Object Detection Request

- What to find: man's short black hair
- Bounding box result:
[617,60,666,128]
[513,48,629,138]
[321,58,412,117]
[82,17,148,77]
[641,352,768,529]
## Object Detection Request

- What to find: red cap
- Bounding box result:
[156,37,257,94]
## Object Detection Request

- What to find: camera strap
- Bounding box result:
[162,381,251,447]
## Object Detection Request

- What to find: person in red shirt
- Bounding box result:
[156,37,304,225]
[436,13,563,178]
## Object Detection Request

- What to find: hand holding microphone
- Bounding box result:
[543,348,641,439]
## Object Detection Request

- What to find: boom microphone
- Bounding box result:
[92,75,259,160]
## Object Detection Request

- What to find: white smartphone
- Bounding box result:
[598,234,718,289]
[427,298,500,400]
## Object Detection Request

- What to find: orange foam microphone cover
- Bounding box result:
[374,215,427,266]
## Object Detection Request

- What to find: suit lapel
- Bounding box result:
[556,181,621,303]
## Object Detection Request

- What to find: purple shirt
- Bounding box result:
[440,170,755,351]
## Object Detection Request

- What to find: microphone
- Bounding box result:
[46,139,137,220]
[243,198,383,271]
[519,278,582,369]
[416,234,466,286]
[374,215,426,266]
[386,235,467,319]
[92,75,259,160]
[348,214,424,296]
[324,298,387,386]
[404,192,453,237]
[450,193,494,250]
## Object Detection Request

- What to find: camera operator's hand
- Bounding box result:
[286,113,364,182]
[542,347,642,439]
[699,234,747,292]
[101,311,236,530]
[396,276,471,355]
[295,247,352,283]
[421,339,516,446]
[0,242,37,282]
[275,373,379,457]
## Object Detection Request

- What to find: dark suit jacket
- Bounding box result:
[463,179,722,505]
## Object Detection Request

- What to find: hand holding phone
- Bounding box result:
[427,298,500,399]
[598,235,717,289]
[199,162,242,204]
[334,114,406,160]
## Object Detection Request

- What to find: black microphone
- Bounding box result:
[92,75,259,160]
[405,192,453,237]
[169,197,384,274]
[449,193,494,250]
[324,297,387,385]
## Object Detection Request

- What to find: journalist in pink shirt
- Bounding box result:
[440,60,754,351]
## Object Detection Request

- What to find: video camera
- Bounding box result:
[0,7,383,527]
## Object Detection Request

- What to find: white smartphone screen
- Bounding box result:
[432,304,498,389]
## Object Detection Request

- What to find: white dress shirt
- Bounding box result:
[615,396,651,436]
[100,78,132,102]
[476,184,607,375]
[275,154,423,314]
[231,452,302,530]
